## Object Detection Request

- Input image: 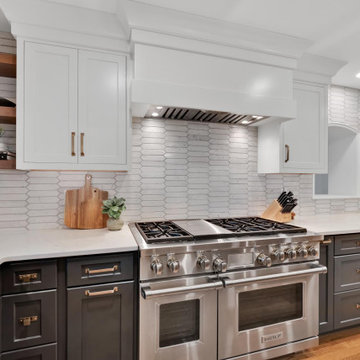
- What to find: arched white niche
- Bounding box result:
[314,123,360,199]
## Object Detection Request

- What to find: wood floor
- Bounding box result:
[275,328,360,360]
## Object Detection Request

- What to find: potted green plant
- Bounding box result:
[102,196,126,231]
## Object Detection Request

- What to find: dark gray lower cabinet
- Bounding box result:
[319,237,334,334]
[334,289,360,329]
[67,281,134,360]
[1,344,57,360]
[1,290,57,351]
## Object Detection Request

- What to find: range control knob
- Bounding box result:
[271,250,286,262]
[197,255,211,270]
[285,248,297,260]
[257,253,272,267]
[167,258,180,273]
[297,246,308,258]
[213,257,227,273]
[150,259,163,275]
[307,246,318,257]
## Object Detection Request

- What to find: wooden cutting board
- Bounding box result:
[64,174,108,229]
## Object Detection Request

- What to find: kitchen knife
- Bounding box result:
[277,191,287,205]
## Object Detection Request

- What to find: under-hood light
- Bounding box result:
[156,106,163,110]
[152,112,159,117]
[252,115,264,120]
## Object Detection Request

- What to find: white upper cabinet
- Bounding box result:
[281,82,327,172]
[22,42,78,165]
[17,41,130,171]
[258,81,328,174]
[78,51,127,166]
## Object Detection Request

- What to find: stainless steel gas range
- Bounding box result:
[129,217,326,360]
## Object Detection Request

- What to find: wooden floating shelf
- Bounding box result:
[0,159,16,169]
[0,53,16,78]
[0,106,16,124]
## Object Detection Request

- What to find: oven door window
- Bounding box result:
[159,299,200,347]
[238,283,303,331]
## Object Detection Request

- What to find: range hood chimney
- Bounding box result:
[131,44,297,124]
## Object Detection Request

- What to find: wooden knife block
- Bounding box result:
[261,200,294,223]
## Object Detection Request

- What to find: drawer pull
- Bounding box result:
[322,239,332,245]
[19,315,39,326]
[18,273,39,283]
[357,304,360,310]
[85,286,118,297]
[85,265,118,275]
[357,268,360,274]
[356,241,360,247]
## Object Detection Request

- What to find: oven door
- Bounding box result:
[218,261,327,360]
[139,275,223,360]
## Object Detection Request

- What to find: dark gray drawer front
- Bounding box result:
[1,260,57,295]
[335,254,360,292]
[67,253,133,287]
[1,344,57,360]
[2,290,57,351]
[334,289,360,329]
[335,234,360,255]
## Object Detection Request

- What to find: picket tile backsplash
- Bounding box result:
[1,35,360,233]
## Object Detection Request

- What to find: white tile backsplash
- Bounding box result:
[0,30,360,234]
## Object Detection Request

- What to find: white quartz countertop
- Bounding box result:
[292,212,360,236]
[0,224,138,265]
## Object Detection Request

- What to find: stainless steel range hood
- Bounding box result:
[144,105,269,126]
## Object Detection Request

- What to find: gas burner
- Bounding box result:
[135,221,193,243]
[207,217,306,236]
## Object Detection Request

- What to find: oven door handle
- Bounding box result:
[141,279,223,299]
[223,263,327,287]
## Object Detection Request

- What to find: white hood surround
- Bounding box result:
[126,0,318,123]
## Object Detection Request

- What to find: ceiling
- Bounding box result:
[2,0,360,88]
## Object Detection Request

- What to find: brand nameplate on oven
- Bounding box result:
[261,332,283,344]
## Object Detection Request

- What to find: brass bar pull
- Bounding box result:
[356,268,360,274]
[356,241,360,247]
[80,132,85,157]
[357,304,360,310]
[322,239,332,245]
[19,315,38,326]
[71,132,76,156]
[18,273,38,283]
[85,287,118,297]
[85,265,118,275]
[285,144,290,163]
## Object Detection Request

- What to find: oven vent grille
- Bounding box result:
[145,106,269,125]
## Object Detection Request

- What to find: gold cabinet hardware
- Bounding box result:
[357,304,360,310]
[19,315,39,326]
[85,286,118,297]
[356,268,360,274]
[356,241,360,247]
[285,144,290,163]
[71,132,76,156]
[322,239,332,245]
[80,132,85,157]
[18,273,38,283]
[85,265,118,275]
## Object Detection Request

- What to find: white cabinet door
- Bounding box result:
[78,51,128,167]
[281,82,327,173]
[23,42,78,164]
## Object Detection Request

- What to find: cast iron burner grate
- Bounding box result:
[135,221,193,243]
[207,217,307,236]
